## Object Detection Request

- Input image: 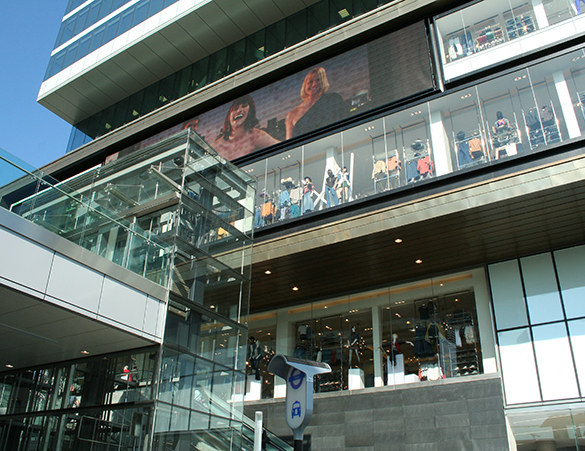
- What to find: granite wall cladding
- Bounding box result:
[244,375,509,451]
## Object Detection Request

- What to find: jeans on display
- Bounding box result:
[325,185,338,207]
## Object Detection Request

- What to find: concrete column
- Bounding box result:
[372,306,384,387]
[429,108,452,176]
[531,0,550,29]
[553,70,581,138]
[274,308,292,398]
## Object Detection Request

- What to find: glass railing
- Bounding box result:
[0,147,171,287]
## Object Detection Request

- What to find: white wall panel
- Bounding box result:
[520,253,564,325]
[99,276,148,331]
[0,227,54,294]
[499,328,541,404]
[554,245,585,319]
[46,254,104,313]
[489,260,528,330]
[533,323,579,401]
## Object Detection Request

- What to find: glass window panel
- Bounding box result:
[555,244,585,318]
[285,10,307,48]
[76,34,92,60]
[568,319,585,396]
[429,87,487,172]
[191,57,209,91]
[489,260,528,329]
[63,43,79,69]
[173,66,192,98]
[133,0,150,25]
[103,16,120,43]
[244,30,265,66]
[72,9,89,36]
[118,8,135,35]
[86,1,102,27]
[226,39,246,75]
[386,105,434,185]
[148,0,164,15]
[533,322,579,400]
[99,0,114,17]
[50,53,66,78]
[60,17,76,44]
[498,328,541,404]
[476,68,532,160]
[342,118,386,200]
[89,24,106,53]
[265,20,286,57]
[303,134,342,214]
[308,0,330,37]
[208,48,227,83]
[520,253,564,324]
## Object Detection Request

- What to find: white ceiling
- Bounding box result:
[0,284,155,371]
[38,0,317,125]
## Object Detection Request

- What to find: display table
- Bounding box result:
[348,368,365,390]
[245,375,262,401]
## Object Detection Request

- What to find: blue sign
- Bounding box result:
[292,401,302,418]
[288,369,305,390]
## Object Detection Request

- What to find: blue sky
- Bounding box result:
[0,2,71,169]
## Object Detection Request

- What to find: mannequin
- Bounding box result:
[348,326,361,367]
[248,337,262,380]
[388,333,414,365]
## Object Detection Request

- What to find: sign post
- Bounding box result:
[267,355,331,451]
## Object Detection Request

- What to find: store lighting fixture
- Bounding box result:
[105,123,112,130]
[292,286,299,291]
[265,270,272,275]
[81,350,90,355]
[132,110,139,117]
[338,8,350,18]
[415,259,422,264]
[5,364,13,368]
[210,305,215,309]
[395,238,402,243]
[411,110,422,116]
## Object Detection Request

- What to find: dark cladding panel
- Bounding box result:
[368,21,435,109]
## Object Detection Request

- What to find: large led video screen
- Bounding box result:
[107,22,435,163]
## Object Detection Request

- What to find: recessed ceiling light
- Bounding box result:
[338,8,350,18]
[415,259,422,264]
[81,350,90,355]
[265,270,272,275]
[210,305,215,309]
[395,238,402,243]
[292,286,299,291]
[5,364,13,368]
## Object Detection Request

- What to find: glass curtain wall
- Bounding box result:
[435,0,585,81]
[489,244,585,407]
[247,271,486,399]
[243,46,585,230]
[0,349,157,451]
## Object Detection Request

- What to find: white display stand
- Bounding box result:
[348,368,365,390]
[387,354,405,385]
[245,375,262,401]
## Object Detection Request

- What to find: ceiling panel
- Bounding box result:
[0,285,156,370]
[249,179,585,314]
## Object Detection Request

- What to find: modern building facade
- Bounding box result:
[1,0,585,449]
